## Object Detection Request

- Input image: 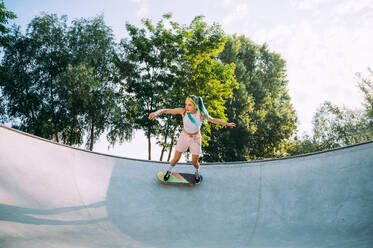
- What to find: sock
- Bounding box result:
[195,167,200,175]
[168,165,174,172]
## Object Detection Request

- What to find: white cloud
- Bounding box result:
[136,5,149,18]
[222,3,250,27]
[291,0,332,17]
[128,0,150,18]
[334,0,373,15]
[222,0,233,5]
[250,7,373,133]
[293,0,329,10]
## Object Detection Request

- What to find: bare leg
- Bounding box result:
[164,150,182,181]
[192,154,200,170]
[171,150,182,166]
[192,154,202,183]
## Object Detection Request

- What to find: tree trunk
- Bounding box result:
[69,127,72,146]
[147,130,151,160]
[167,133,175,161]
[160,123,170,161]
[89,118,94,151]
[160,135,168,161]
[54,122,59,143]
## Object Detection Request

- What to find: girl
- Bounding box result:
[149,95,236,183]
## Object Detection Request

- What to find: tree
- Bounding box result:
[1,13,130,150]
[286,134,321,155]
[312,101,372,149]
[0,1,17,122]
[174,16,238,149]
[1,14,70,140]
[203,35,297,162]
[356,68,373,122]
[290,101,373,155]
[0,0,17,47]
[288,68,373,156]
[116,15,178,160]
[66,15,129,150]
[117,14,238,160]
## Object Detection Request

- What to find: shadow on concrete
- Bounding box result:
[104,143,373,248]
[105,160,261,248]
[0,201,108,225]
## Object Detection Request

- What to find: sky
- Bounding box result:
[5,0,373,161]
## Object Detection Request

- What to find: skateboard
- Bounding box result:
[157,172,203,186]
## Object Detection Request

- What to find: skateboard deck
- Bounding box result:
[157,172,202,185]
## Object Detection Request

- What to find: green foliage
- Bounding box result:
[203,35,297,162]
[357,68,373,121]
[116,15,179,159]
[66,15,130,150]
[289,100,373,156]
[1,14,70,140]
[177,17,238,146]
[286,135,321,155]
[117,14,238,160]
[313,101,373,149]
[0,0,17,47]
[288,68,373,156]
[0,13,130,150]
[0,1,17,122]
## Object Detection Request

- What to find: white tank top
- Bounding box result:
[183,110,202,133]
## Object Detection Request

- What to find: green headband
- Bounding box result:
[186,96,198,108]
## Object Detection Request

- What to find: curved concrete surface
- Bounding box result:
[0,124,373,248]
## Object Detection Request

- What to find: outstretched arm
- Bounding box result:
[148,108,184,120]
[208,116,236,128]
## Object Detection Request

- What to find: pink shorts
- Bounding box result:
[175,131,202,155]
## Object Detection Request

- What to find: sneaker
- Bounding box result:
[164,170,171,181]
[195,173,202,184]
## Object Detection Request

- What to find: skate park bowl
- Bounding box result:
[0,124,373,248]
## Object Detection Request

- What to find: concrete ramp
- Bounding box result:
[1,125,373,248]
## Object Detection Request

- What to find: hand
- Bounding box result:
[149,112,157,120]
[227,122,236,128]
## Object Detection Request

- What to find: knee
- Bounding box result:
[171,157,180,166]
